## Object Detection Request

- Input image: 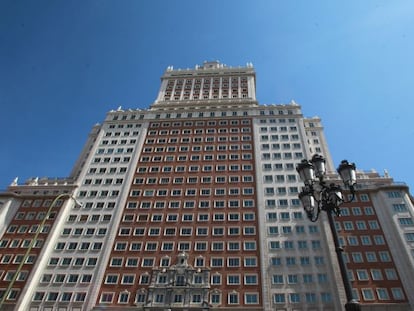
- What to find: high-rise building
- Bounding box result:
[1,61,413,311]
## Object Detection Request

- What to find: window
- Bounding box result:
[289,293,300,303]
[211,258,223,267]
[366,252,377,262]
[100,292,114,303]
[371,269,383,280]
[352,253,364,263]
[361,289,375,301]
[245,293,258,304]
[273,293,286,303]
[391,288,405,300]
[122,274,135,285]
[374,235,385,245]
[105,274,119,284]
[244,257,257,267]
[385,269,398,280]
[228,292,239,304]
[303,274,313,283]
[321,292,332,303]
[379,251,391,262]
[398,217,414,225]
[287,274,298,284]
[356,270,369,280]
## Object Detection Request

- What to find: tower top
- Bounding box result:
[165,60,254,73]
[152,61,257,110]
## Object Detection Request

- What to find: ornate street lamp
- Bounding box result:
[297,154,361,311]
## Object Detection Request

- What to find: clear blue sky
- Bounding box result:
[1,0,413,191]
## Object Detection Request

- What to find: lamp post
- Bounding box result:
[0,193,80,309]
[296,154,361,311]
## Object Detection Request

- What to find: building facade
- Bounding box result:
[0,61,413,311]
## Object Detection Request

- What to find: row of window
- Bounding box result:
[259,125,298,132]
[54,241,103,252]
[270,256,325,266]
[143,144,251,153]
[0,254,36,265]
[165,93,248,100]
[126,199,254,210]
[264,174,297,183]
[107,117,142,125]
[262,152,304,160]
[73,201,115,210]
[351,268,399,281]
[266,211,304,221]
[7,224,50,234]
[101,291,259,305]
[92,156,131,164]
[66,214,112,222]
[167,76,247,84]
[84,178,123,185]
[110,113,144,121]
[61,227,107,237]
[398,217,414,226]
[130,188,254,197]
[345,251,392,263]
[262,152,303,160]
[153,110,250,118]
[264,186,299,195]
[39,273,92,284]
[108,256,257,268]
[261,134,300,141]
[262,163,296,171]
[96,147,133,155]
[104,273,258,286]
[122,212,255,222]
[135,164,254,173]
[273,292,332,304]
[78,190,119,198]
[108,110,296,123]
[336,220,380,231]
[150,119,251,127]
[268,240,321,250]
[113,241,258,252]
[134,175,253,186]
[262,144,302,152]
[166,87,248,95]
[340,235,386,246]
[32,291,87,303]
[393,203,408,212]
[146,135,252,144]
[141,153,252,162]
[267,225,319,235]
[0,239,43,249]
[354,288,404,301]
[20,199,62,208]
[100,138,137,145]
[104,130,139,137]
[118,226,256,237]
[87,166,127,175]
[148,127,251,135]
[266,199,301,208]
[272,273,329,285]
[47,257,97,267]
[1,270,28,282]
[14,211,55,221]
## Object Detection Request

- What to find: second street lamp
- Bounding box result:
[296,154,361,311]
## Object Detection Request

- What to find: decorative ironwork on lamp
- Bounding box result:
[296,154,357,222]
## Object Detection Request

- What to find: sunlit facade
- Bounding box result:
[0,61,413,311]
